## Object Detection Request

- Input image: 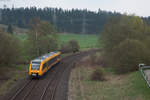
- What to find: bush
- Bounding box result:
[60,42,72,53]
[90,68,105,81]
[61,39,80,53]
[89,53,98,65]
[111,39,150,74]
[0,29,21,65]
[69,39,80,53]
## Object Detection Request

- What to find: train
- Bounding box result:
[29,51,61,78]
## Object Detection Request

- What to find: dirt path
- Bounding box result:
[1,49,97,100]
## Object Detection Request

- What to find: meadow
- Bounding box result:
[58,33,99,49]
[16,33,99,50]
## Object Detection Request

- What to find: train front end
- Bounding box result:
[29,60,42,78]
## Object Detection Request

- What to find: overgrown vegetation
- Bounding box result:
[90,68,105,81]
[100,15,150,74]
[69,66,150,100]
[69,55,150,100]
[61,39,80,53]
[0,29,21,66]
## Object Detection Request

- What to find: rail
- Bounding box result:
[10,80,32,100]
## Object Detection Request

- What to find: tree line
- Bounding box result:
[0,7,121,34]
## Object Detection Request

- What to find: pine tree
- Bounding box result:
[7,24,13,34]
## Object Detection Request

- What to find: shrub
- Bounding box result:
[0,29,21,65]
[90,68,105,81]
[110,39,150,74]
[61,39,80,53]
[60,42,72,53]
[69,39,80,53]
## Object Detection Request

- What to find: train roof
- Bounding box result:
[32,51,59,63]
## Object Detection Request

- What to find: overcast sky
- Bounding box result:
[0,0,149,17]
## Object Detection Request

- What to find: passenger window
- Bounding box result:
[42,63,47,70]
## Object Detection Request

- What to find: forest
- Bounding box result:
[1,7,150,34]
[0,7,121,34]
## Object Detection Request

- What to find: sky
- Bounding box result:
[0,0,149,17]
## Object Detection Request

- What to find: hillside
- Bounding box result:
[0,24,28,34]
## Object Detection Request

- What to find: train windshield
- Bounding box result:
[31,62,41,70]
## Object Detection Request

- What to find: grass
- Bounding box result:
[58,33,99,49]
[15,34,28,41]
[16,33,99,50]
[0,64,28,96]
[69,66,150,100]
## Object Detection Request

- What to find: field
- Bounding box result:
[68,56,150,100]
[16,33,99,50]
[58,33,99,49]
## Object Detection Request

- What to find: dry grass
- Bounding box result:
[0,65,28,96]
[68,56,150,100]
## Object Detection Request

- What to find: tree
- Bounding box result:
[0,29,21,65]
[100,15,150,74]
[7,24,13,34]
[0,7,121,34]
[26,18,58,59]
[38,21,56,35]
[29,17,41,56]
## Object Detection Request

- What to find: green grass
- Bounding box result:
[15,34,28,41]
[69,66,150,100]
[58,33,99,49]
[16,33,99,50]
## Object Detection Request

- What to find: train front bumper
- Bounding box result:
[30,70,40,77]
[32,73,38,77]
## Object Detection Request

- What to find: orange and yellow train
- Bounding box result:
[29,51,61,78]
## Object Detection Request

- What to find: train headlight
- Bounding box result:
[32,73,37,76]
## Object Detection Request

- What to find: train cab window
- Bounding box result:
[31,62,41,70]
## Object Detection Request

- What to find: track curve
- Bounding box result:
[2,49,98,100]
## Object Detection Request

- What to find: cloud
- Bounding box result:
[0,0,11,2]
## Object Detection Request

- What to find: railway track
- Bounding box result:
[40,64,64,100]
[10,80,32,100]
[10,80,39,100]
[40,56,76,100]
[4,50,98,100]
